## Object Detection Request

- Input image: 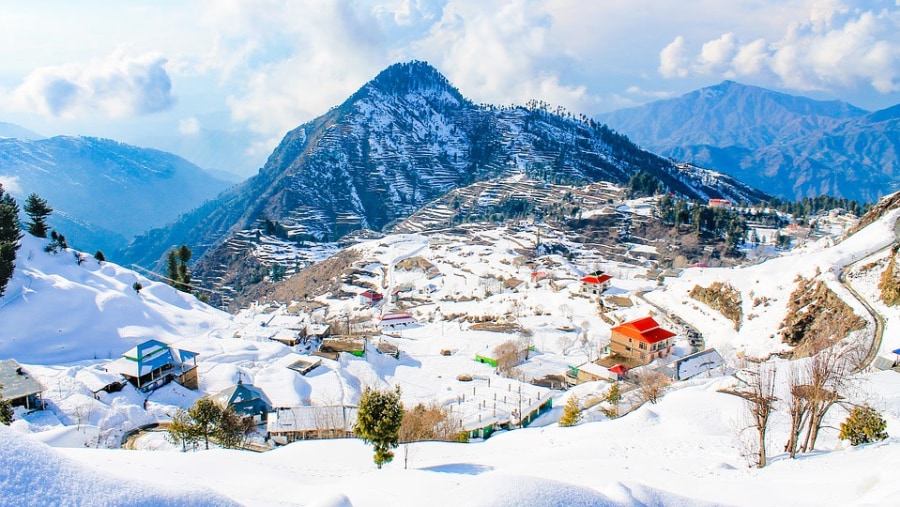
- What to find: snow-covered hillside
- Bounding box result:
[2,201,900,506]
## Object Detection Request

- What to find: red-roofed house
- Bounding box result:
[609,316,676,364]
[580,273,612,296]
[359,290,383,306]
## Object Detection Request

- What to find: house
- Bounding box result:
[668,348,725,381]
[74,366,127,400]
[359,290,383,306]
[211,380,272,423]
[267,405,359,443]
[503,278,526,291]
[709,198,732,209]
[378,312,417,329]
[580,273,612,296]
[0,359,44,411]
[566,362,627,384]
[104,339,199,392]
[609,316,676,365]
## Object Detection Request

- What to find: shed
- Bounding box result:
[75,366,127,399]
[0,359,45,410]
[268,405,359,443]
[670,348,725,381]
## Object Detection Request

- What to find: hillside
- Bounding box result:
[119,61,769,303]
[0,136,231,255]
[1,195,900,505]
[597,81,900,202]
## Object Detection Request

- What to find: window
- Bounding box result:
[639,343,646,350]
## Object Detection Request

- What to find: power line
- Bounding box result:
[129,264,220,295]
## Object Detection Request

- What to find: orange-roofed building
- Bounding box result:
[609,316,676,364]
[580,273,612,296]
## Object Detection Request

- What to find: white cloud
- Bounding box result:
[178,117,200,135]
[659,36,689,78]
[0,175,22,196]
[6,51,175,119]
[697,33,738,75]
[658,1,900,94]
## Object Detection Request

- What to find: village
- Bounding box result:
[1,189,878,453]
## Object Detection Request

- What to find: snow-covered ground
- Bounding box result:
[1,202,900,506]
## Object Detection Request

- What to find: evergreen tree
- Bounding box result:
[166,408,198,452]
[94,250,105,262]
[165,245,193,293]
[0,185,22,298]
[0,385,13,425]
[23,193,52,238]
[356,386,404,469]
[216,406,251,449]
[840,404,888,446]
[605,382,622,418]
[558,394,582,427]
[188,397,222,450]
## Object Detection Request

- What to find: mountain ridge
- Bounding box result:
[596,81,898,202]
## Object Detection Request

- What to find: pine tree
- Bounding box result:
[94,250,105,263]
[0,185,22,298]
[558,394,582,427]
[216,406,251,449]
[166,408,198,452]
[188,397,221,450]
[23,193,52,238]
[165,245,193,293]
[840,404,888,446]
[0,385,13,425]
[356,386,404,469]
[605,382,622,418]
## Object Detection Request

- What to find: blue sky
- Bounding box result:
[1,0,898,176]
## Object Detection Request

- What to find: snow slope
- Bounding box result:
[2,204,900,506]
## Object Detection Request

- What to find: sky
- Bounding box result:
[1,0,899,176]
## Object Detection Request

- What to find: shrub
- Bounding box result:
[840,404,888,446]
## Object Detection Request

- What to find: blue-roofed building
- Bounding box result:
[105,339,199,392]
[211,380,272,423]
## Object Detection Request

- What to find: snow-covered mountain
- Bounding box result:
[119,61,770,300]
[596,81,900,202]
[2,192,900,506]
[0,136,232,255]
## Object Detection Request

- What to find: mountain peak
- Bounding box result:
[366,60,465,104]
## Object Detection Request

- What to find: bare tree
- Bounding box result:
[634,370,669,405]
[396,402,464,469]
[784,365,811,459]
[721,360,777,468]
[799,349,848,453]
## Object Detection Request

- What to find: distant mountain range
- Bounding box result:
[0,121,44,141]
[596,81,900,203]
[0,136,231,255]
[118,61,769,296]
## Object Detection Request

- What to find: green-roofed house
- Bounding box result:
[104,339,199,392]
[0,359,45,411]
[211,380,272,424]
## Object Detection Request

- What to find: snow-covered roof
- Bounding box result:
[267,406,358,433]
[0,359,44,400]
[74,366,125,393]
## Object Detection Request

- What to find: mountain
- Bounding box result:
[120,61,769,296]
[136,125,259,182]
[0,136,232,255]
[596,81,900,203]
[0,121,44,140]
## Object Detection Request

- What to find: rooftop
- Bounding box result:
[0,359,44,401]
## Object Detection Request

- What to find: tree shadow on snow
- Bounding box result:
[420,463,494,475]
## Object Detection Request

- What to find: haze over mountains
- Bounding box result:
[0,136,231,254]
[597,81,900,203]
